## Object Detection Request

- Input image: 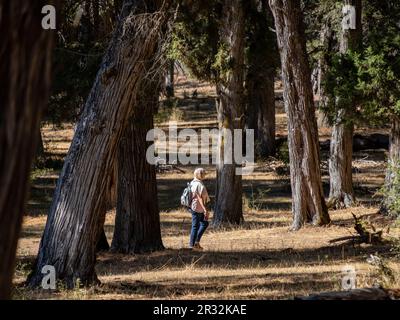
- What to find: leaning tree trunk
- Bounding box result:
[0,1,56,299]
[28,0,173,288]
[111,82,164,254]
[213,0,245,227]
[269,0,330,230]
[328,0,362,209]
[381,116,400,215]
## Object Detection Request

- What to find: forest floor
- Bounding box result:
[13,74,400,299]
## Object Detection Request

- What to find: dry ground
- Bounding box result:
[12,74,400,300]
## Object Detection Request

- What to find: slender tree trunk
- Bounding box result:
[0,0,56,299]
[269,0,330,230]
[328,0,362,209]
[328,110,355,208]
[165,59,174,97]
[28,0,173,288]
[316,22,334,128]
[37,128,45,158]
[213,0,245,227]
[111,83,164,254]
[381,116,400,215]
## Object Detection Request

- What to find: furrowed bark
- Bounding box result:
[111,82,164,254]
[0,1,56,299]
[28,0,173,288]
[269,0,330,230]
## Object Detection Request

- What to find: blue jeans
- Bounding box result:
[189,209,209,247]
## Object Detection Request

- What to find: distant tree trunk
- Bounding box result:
[96,228,110,252]
[36,128,45,158]
[28,0,173,288]
[269,0,330,230]
[381,116,400,215]
[0,0,56,299]
[111,83,164,254]
[316,21,334,128]
[246,71,276,158]
[213,0,245,227]
[245,0,276,158]
[328,0,362,209]
[165,59,174,97]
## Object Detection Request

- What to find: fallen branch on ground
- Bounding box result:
[329,213,383,244]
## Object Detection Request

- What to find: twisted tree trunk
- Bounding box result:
[0,0,56,299]
[269,0,330,230]
[28,0,173,288]
[111,82,164,254]
[213,0,245,227]
[328,0,362,209]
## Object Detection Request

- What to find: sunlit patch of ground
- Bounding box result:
[14,75,400,300]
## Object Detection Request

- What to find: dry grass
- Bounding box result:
[14,75,400,300]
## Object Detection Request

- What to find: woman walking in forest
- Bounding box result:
[189,168,210,250]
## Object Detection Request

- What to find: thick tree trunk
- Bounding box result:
[111,83,164,254]
[213,0,245,227]
[0,1,56,299]
[269,0,330,230]
[328,0,362,209]
[381,116,400,215]
[28,0,172,288]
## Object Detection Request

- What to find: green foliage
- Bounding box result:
[171,0,278,86]
[47,41,106,125]
[44,0,118,126]
[381,162,400,217]
[277,140,290,165]
[170,1,222,83]
[322,51,360,125]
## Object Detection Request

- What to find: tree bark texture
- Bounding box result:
[0,0,56,299]
[269,0,330,230]
[28,0,173,288]
[111,82,164,254]
[328,0,362,209]
[213,0,246,227]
